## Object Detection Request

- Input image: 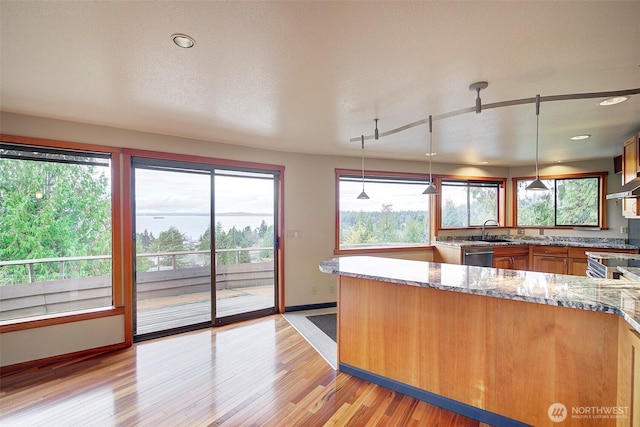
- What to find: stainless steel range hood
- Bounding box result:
[606,179,640,199]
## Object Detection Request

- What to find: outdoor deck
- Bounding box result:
[136,284,275,335]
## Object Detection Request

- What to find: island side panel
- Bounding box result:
[338,276,497,411]
[494,297,619,426]
[338,275,620,426]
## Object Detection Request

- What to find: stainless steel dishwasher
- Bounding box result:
[462,247,494,267]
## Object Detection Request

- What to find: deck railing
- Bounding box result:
[0,248,275,321]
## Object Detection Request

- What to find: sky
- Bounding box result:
[134,168,274,215]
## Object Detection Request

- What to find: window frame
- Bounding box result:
[334,168,434,254]
[436,175,506,230]
[0,134,124,333]
[512,172,608,229]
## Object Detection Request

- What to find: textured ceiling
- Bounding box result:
[1,1,639,166]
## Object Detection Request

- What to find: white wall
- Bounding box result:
[0,111,628,366]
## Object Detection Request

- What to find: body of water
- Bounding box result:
[136,215,273,241]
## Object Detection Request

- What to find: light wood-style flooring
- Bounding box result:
[0,314,480,426]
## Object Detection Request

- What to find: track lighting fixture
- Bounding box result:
[469,81,489,114]
[526,95,549,191]
[423,115,438,195]
[357,135,370,199]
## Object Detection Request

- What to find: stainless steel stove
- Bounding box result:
[586,253,640,279]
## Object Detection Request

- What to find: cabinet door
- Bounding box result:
[568,258,587,276]
[493,256,511,269]
[622,134,639,185]
[623,197,640,218]
[533,256,566,274]
[511,255,529,271]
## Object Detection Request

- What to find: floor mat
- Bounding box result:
[306,313,336,342]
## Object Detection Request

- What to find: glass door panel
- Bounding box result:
[133,166,212,337]
[213,170,277,322]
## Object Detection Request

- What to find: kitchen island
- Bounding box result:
[320,256,640,427]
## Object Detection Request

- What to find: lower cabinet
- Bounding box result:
[493,246,529,270]
[618,320,640,427]
[532,246,568,274]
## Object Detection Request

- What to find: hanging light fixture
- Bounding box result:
[469,81,489,114]
[374,118,379,140]
[526,94,549,191]
[423,115,438,195]
[357,135,370,199]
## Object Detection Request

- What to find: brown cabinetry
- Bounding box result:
[532,245,568,274]
[621,133,640,218]
[617,320,640,427]
[493,246,529,270]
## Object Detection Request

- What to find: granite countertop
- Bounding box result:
[319,256,640,333]
[585,251,640,260]
[434,236,638,250]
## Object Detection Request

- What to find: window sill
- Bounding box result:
[0,306,124,333]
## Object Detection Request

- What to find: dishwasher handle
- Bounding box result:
[464,250,494,256]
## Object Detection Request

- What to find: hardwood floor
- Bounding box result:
[0,315,480,426]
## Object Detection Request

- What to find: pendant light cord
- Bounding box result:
[535,94,540,178]
[428,115,433,183]
[361,135,366,191]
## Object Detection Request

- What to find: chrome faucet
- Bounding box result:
[482,219,499,240]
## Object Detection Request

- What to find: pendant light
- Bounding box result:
[423,115,438,195]
[357,135,370,199]
[526,94,549,191]
[374,118,379,140]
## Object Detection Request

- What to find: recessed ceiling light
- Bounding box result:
[478,161,489,164]
[172,33,195,48]
[570,134,591,140]
[599,96,628,106]
[425,152,437,156]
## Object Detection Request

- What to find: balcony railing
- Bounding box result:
[0,248,275,321]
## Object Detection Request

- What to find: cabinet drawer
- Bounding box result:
[532,245,567,257]
[493,246,529,257]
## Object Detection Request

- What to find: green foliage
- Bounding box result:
[556,178,598,225]
[150,226,188,268]
[340,205,428,247]
[0,158,111,284]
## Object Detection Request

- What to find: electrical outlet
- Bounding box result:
[517,228,525,235]
[539,228,544,235]
[329,285,335,294]
[311,286,317,296]
[621,226,629,234]
[287,230,302,239]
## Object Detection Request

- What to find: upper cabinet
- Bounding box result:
[622,133,640,185]
[621,133,640,218]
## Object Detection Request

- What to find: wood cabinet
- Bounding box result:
[493,245,528,270]
[617,319,640,427]
[532,245,568,274]
[621,133,640,218]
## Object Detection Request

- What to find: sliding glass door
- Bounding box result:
[213,169,277,324]
[132,158,279,339]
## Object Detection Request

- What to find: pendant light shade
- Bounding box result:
[423,115,438,195]
[526,94,549,191]
[357,135,369,199]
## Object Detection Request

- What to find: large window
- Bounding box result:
[441,179,502,228]
[336,170,431,251]
[515,174,604,227]
[0,143,113,321]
